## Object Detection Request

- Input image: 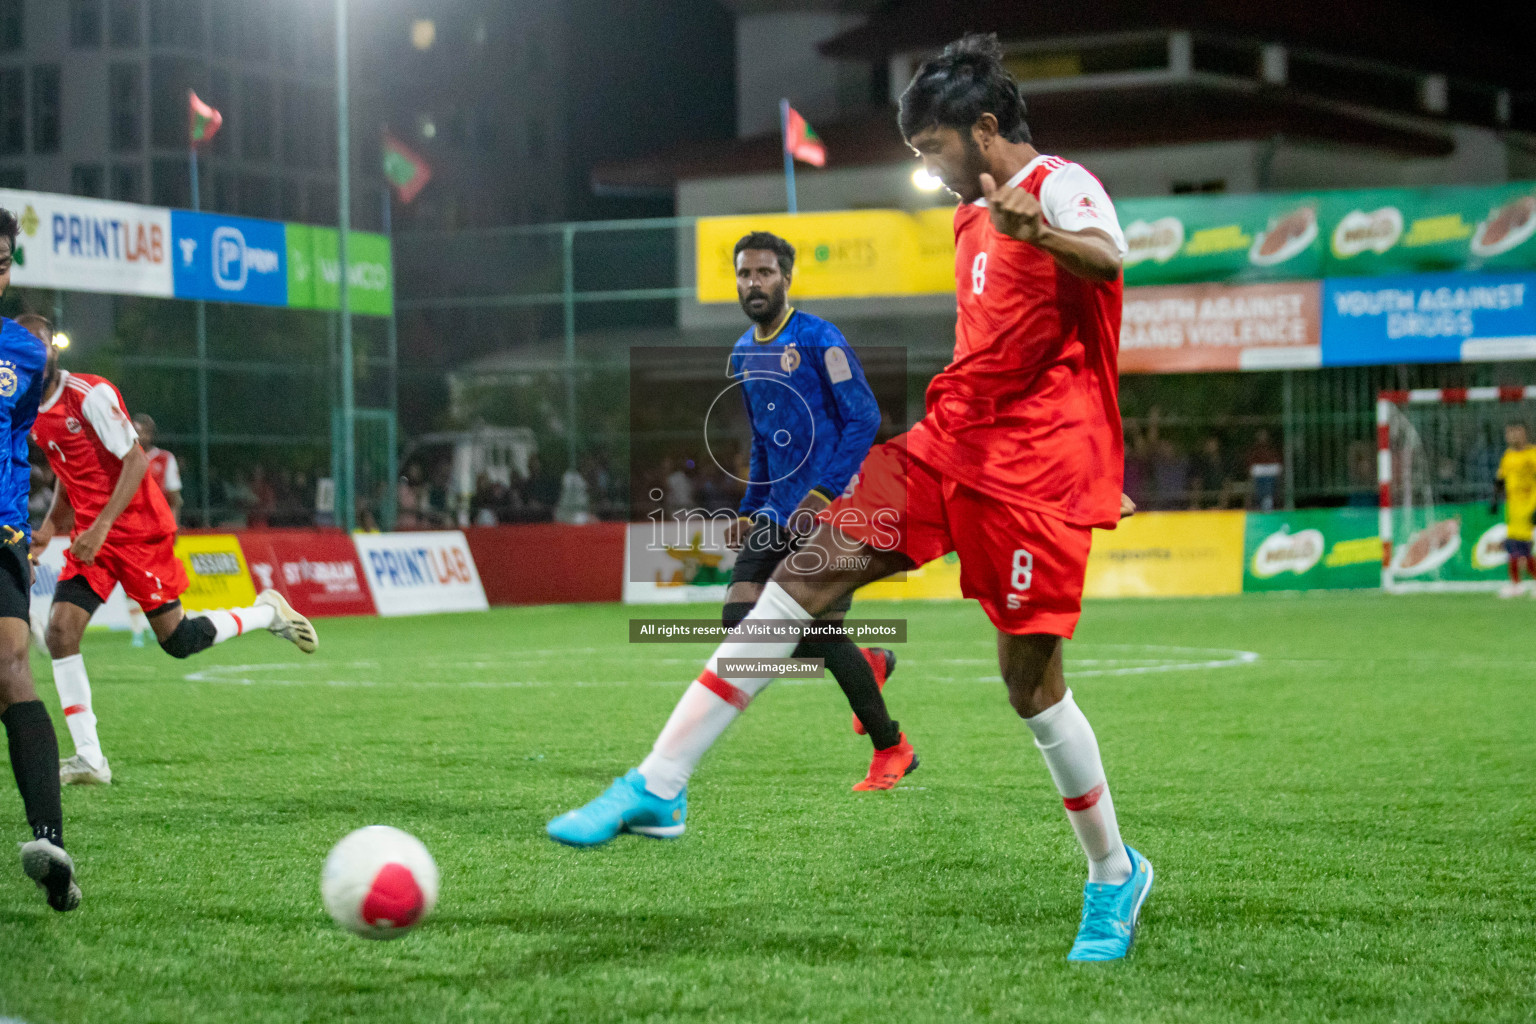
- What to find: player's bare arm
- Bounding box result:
[978,172,1122,282]
[70,444,150,565]
[785,488,832,536]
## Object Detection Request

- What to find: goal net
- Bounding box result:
[1379,386,1536,592]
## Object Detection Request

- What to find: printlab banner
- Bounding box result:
[0,188,173,298]
[353,531,489,616]
[1321,271,1536,365]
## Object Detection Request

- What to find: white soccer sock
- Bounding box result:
[638,583,813,798]
[1024,688,1133,884]
[199,605,277,645]
[52,655,105,768]
[128,606,149,637]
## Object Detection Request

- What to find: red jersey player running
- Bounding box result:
[24,317,317,786]
[548,35,1150,962]
[126,412,180,646]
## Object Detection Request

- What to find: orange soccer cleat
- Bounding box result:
[851,647,897,735]
[852,733,919,791]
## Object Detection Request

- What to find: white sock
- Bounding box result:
[1024,688,1132,884]
[200,605,277,644]
[638,583,813,798]
[52,655,105,768]
[128,606,149,637]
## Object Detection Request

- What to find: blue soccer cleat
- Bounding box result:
[1067,845,1154,962]
[546,769,687,848]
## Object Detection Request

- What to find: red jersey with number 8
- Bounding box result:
[903,155,1127,529]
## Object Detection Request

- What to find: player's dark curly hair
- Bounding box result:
[0,206,18,250]
[733,231,795,277]
[898,33,1031,145]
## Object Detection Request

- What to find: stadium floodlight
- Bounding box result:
[912,168,944,191]
[1378,385,1536,592]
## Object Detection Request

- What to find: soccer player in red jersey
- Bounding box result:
[550,34,1150,961]
[125,412,180,645]
[23,318,318,786]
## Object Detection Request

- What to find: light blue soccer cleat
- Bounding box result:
[1068,845,1154,962]
[546,769,687,848]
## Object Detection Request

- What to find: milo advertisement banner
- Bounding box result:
[1385,502,1513,589]
[1320,183,1536,277]
[1243,507,1383,592]
[1120,193,1326,286]
[1118,182,1536,288]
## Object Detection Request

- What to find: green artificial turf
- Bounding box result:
[1,593,1533,1023]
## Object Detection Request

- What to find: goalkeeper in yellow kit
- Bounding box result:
[1494,421,1536,597]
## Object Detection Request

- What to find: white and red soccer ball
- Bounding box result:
[321,826,439,939]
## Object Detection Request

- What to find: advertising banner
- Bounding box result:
[286,225,394,316]
[29,537,132,633]
[1120,280,1322,373]
[1320,183,1536,277]
[1388,501,1510,587]
[1083,511,1246,598]
[1321,271,1536,366]
[0,189,173,297]
[352,531,488,616]
[1119,193,1327,286]
[622,519,737,604]
[239,531,376,618]
[695,209,953,303]
[170,210,288,306]
[1243,507,1382,592]
[692,183,1536,304]
[174,533,259,611]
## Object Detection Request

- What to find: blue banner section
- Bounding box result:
[1321,271,1536,366]
[170,210,288,306]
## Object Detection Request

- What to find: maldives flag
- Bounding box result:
[382,131,433,203]
[189,90,222,147]
[784,105,826,167]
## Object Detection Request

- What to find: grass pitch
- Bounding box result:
[1,593,1533,1023]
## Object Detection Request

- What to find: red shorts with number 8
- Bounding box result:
[820,438,1093,637]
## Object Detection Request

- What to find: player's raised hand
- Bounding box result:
[979,172,1045,243]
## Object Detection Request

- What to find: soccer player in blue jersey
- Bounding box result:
[548,233,916,848]
[719,232,916,791]
[0,208,80,911]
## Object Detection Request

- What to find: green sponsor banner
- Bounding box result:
[284,223,394,316]
[1120,182,1536,287]
[1243,507,1383,592]
[1320,183,1536,277]
[1388,501,1511,584]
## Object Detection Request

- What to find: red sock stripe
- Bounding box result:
[696,669,751,711]
[62,704,86,717]
[230,611,244,636]
[1063,782,1105,812]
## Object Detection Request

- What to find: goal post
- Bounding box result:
[1378,386,1536,592]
